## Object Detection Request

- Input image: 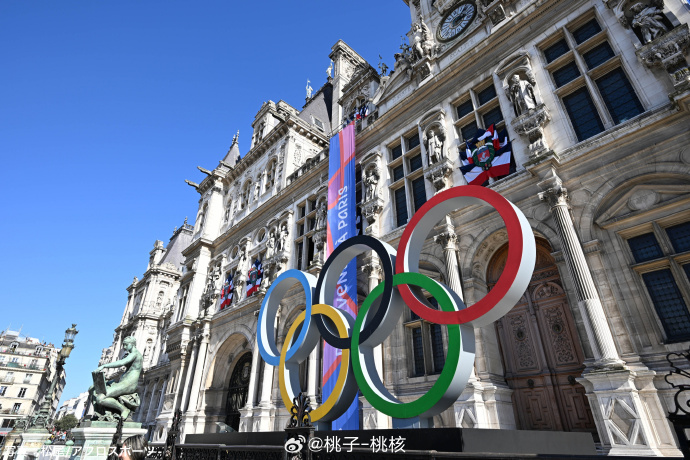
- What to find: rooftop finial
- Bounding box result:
[232,130,239,144]
[184,216,188,225]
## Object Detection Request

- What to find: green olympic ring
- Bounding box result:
[351,272,475,420]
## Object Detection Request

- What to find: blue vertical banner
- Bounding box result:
[324,121,359,430]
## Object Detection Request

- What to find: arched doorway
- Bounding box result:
[224,352,252,431]
[488,239,596,435]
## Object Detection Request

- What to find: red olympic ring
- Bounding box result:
[396,185,535,326]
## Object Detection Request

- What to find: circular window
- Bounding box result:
[257,228,266,243]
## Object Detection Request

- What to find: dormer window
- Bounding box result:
[9,342,18,352]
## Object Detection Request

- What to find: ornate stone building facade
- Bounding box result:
[103,0,690,455]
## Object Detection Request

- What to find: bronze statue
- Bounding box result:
[89,336,142,421]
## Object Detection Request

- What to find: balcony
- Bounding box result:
[0,375,15,384]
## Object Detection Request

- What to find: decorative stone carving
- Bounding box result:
[423,128,445,164]
[363,165,380,202]
[508,74,538,117]
[488,5,506,25]
[425,157,454,193]
[362,200,384,232]
[315,200,327,230]
[277,224,290,253]
[512,103,551,158]
[410,20,437,62]
[635,24,690,91]
[265,231,277,259]
[630,2,668,44]
[311,230,327,267]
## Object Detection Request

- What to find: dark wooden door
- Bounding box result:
[488,240,596,435]
[225,352,252,431]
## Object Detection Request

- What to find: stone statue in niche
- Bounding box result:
[278,224,289,253]
[237,248,249,277]
[630,2,668,44]
[364,167,380,201]
[316,201,327,230]
[424,128,445,164]
[508,74,538,117]
[265,232,276,259]
[254,181,261,201]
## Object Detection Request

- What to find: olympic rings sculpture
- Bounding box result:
[257,185,536,422]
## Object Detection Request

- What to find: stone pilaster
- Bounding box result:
[186,322,211,413]
[537,171,623,368]
[254,358,276,432]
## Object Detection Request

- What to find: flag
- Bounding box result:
[325,121,359,430]
[246,259,263,296]
[355,103,369,120]
[459,125,512,186]
[220,274,233,310]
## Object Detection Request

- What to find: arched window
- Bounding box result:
[241,182,252,210]
[265,159,277,192]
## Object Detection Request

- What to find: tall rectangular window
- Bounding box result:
[541,15,645,143]
[395,188,408,227]
[667,222,690,253]
[412,327,425,377]
[595,68,644,124]
[18,388,27,398]
[430,324,445,373]
[626,220,690,343]
[411,177,427,212]
[563,88,605,141]
[642,270,690,342]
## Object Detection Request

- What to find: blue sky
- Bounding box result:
[0,1,411,405]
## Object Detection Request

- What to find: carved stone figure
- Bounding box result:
[316,201,327,230]
[411,21,434,61]
[278,224,289,253]
[394,51,413,80]
[265,232,276,259]
[306,79,313,99]
[364,167,380,201]
[327,60,333,79]
[630,3,668,44]
[254,181,261,201]
[237,248,249,276]
[508,74,538,117]
[90,336,142,420]
[424,129,445,164]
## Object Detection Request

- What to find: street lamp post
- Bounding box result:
[17,324,78,431]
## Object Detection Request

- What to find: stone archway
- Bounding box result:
[488,239,597,436]
[224,352,253,431]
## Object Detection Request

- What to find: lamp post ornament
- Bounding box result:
[15,324,78,431]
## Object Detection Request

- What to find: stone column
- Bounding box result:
[179,338,199,413]
[361,261,390,429]
[537,172,622,368]
[434,227,463,297]
[186,322,211,413]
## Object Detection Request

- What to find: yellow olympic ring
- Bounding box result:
[279,304,357,422]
